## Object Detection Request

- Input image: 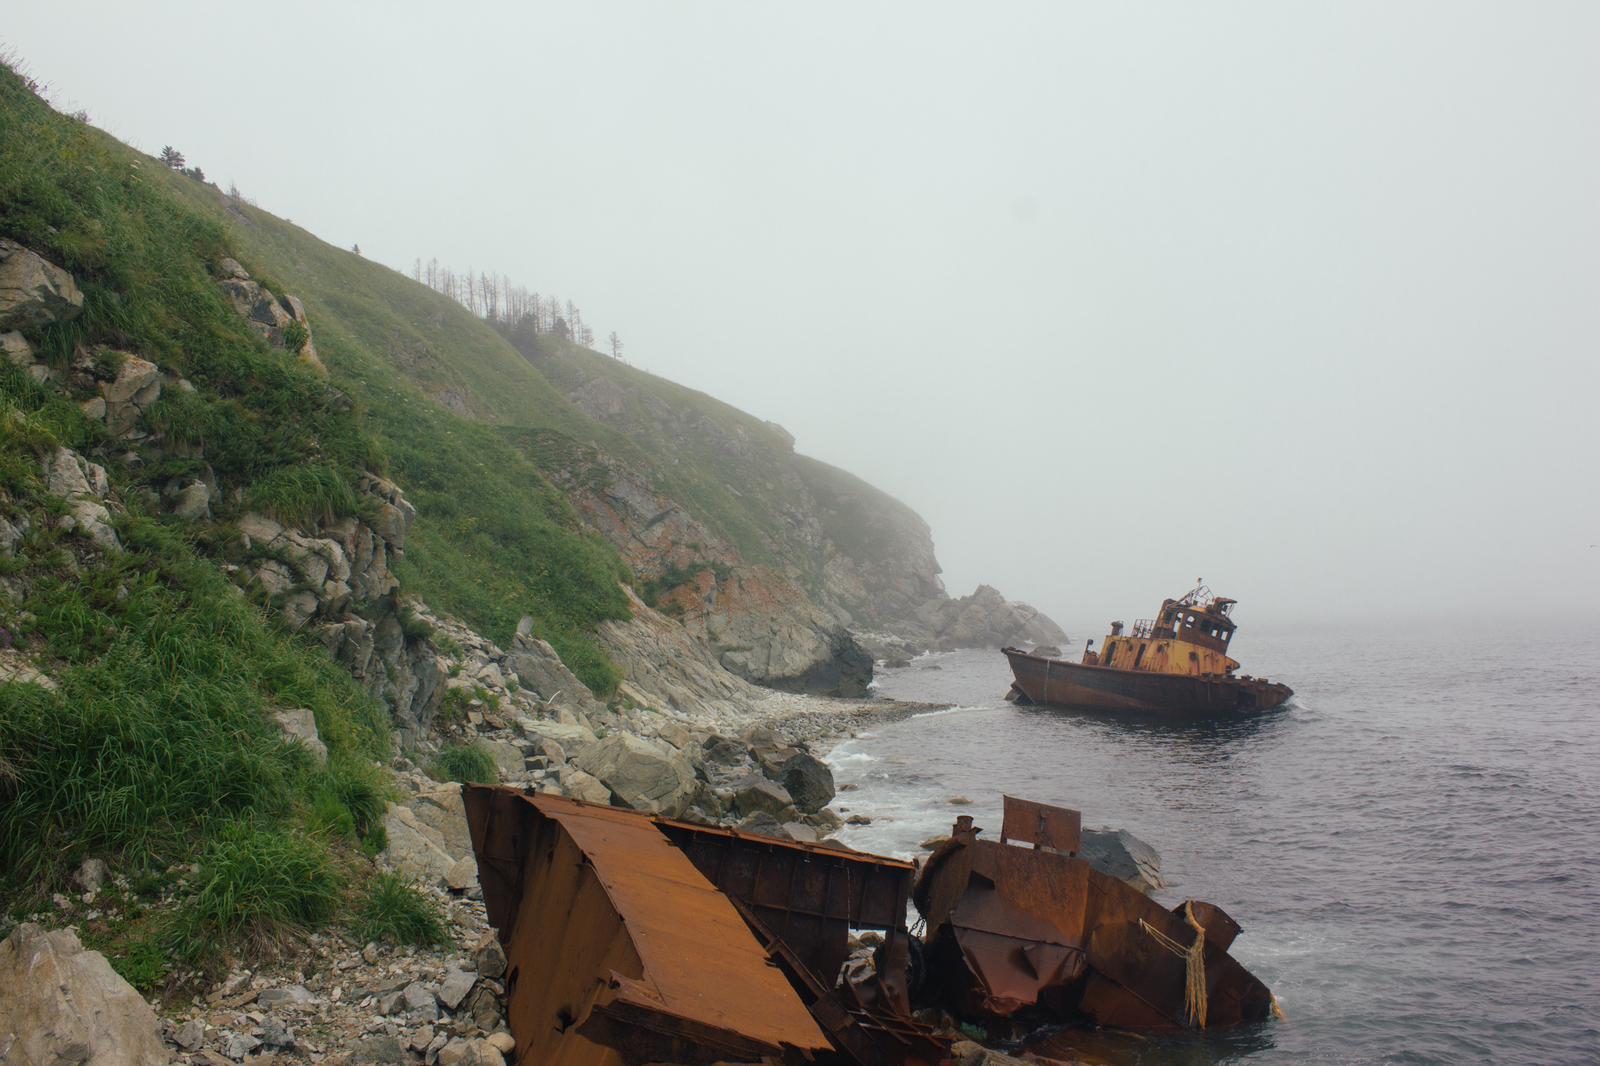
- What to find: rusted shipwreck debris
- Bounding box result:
[913,797,1274,1032]
[461,786,1274,1066]
[461,784,950,1066]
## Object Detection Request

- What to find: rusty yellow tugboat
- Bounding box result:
[1003,584,1291,716]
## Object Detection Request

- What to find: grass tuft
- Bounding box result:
[431,744,497,785]
[352,872,443,947]
[165,820,342,962]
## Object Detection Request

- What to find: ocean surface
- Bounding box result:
[825,619,1600,1066]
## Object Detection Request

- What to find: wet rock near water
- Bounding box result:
[1077,826,1168,894]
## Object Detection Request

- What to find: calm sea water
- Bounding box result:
[826,619,1600,1066]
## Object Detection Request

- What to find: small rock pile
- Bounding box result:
[152,897,514,1066]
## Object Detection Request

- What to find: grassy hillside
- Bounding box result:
[0,61,415,975]
[145,163,635,689]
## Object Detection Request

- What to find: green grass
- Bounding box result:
[0,511,393,881]
[0,62,397,949]
[352,872,443,947]
[164,820,343,961]
[145,172,636,693]
[431,744,497,786]
[108,934,169,992]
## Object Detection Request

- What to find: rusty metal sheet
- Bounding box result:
[998,796,1081,855]
[657,818,917,1006]
[1180,900,1242,952]
[911,808,1273,1032]
[462,786,831,1066]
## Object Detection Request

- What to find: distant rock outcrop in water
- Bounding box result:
[854,584,1070,661]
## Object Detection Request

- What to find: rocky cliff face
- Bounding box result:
[509,344,1063,689]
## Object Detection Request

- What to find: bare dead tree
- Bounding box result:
[608,331,623,359]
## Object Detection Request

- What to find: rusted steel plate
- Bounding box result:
[911,810,1273,1032]
[462,786,831,1066]
[999,796,1081,855]
[1180,900,1242,952]
[657,817,920,1013]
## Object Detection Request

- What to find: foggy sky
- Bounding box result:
[7,3,1597,635]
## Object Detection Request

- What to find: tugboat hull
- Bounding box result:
[1003,647,1291,717]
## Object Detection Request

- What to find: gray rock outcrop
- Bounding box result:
[270,708,328,766]
[593,586,760,717]
[214,257,324,372]
[714,594,874,699]
[0,923,167,1066]
[859,583,1068,656]
[503,623,608,722]
[0,239,84,330]
[1078,827,1168,894]
[233,476,442,745]
[574,733,698,817]
[42,447,119,552]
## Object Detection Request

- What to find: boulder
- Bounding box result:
[260,1017,294,1050]
[98,355,160,406]
[411,788,472,857]
[270,708,328,766]
[0,923,168,1066]
[255,985,311,1006]
[505,629,606,718]
[471,930,507,980]
[380,804,457,884]
[0,239,84,330]
[174,480,211,523]
[733,811,793,840]
[2,330,33,366]
[774,751,835,814]
[61,500,119,552]
[348,1034,405,1064]
[437,970,476,1010]
[39,451,118,555]
[1078,827,1168,894]
[224,1032,261,1060]
[73,857,109,895]
[514,719,598,760]
[733,775,793,818]
[563,768,612,805]
[471,739,524,779]
[442,855,477,892]
[575,733,697,817]
[42,447,105,500]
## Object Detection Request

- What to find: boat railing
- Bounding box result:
[1130,619,1155,638]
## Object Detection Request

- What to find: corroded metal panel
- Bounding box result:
[656,818,920,1014]
[911,809,1273,1032]
[998,795,1081,854]
[462,787,831,1066]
